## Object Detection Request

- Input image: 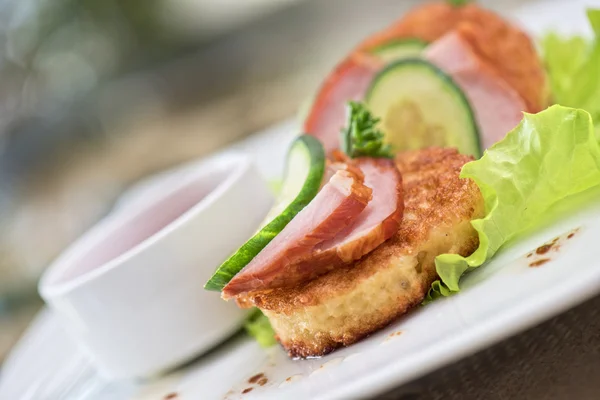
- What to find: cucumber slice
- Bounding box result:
[369,38,428,62]
[366,58,480,157]
[204,134,326,291]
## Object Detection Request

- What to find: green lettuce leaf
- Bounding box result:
[588,8,600,37]
[244,309,277,347]
[427,106,600,300]
[542,9,600,137]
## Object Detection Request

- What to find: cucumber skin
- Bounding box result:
[366,58,481,157]
[204,135,326,292]
[370,38,428,55]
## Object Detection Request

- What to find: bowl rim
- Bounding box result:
[38,152,254,298]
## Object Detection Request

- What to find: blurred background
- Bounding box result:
[0,0,543,363]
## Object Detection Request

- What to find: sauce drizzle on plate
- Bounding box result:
[526,228,580,268]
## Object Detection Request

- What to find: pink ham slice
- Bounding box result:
[222,165,372,299]
[424,30,526,149]
[304,53,382,154]
[292,157,403,271]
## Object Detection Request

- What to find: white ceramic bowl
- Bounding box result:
[38,153,274,380]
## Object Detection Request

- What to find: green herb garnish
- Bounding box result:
[341,101,393,158]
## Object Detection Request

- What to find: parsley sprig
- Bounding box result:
[341,101,393,158]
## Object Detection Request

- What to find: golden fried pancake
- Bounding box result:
[247,148,484,357]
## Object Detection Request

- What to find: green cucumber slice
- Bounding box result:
[366,58,481,157]
[204,134,326,291]
[369,38,428,62]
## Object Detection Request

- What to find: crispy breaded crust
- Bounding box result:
[247,148,484,357]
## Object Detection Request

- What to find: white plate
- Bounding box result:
[1,1,598,399]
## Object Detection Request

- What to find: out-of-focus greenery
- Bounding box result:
[0,0,190,130]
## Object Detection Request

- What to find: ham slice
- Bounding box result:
[424,30,526,148]
[222,165,372,298]
[356,2,546,112]
[304,53,382,154]
[298,157,403,267]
